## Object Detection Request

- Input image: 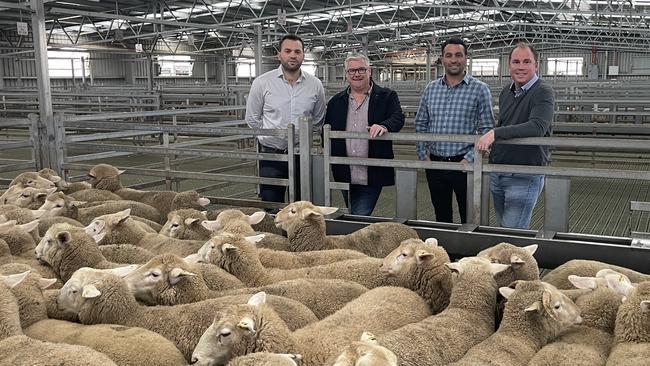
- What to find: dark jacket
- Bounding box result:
[490,79,554,166]
[324,82,405,186]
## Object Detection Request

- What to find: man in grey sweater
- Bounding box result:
[476,42,554,229]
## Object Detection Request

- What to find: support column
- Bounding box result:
[255,25,263,77]
[0,58,4,88]
[146,55,154,91]
[125,56,136,84]
[31,0,55,170]
[426,47,432,82]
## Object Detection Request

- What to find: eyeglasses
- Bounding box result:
[346,68,368,75]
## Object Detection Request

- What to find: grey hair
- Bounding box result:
[344,54,371,70]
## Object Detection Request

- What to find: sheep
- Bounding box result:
[85,209,207,257]
[56,271,318,361]
[0,263,58,328]
[208,206,285,236]
[0,185,55,209]
[37,191,164,225]
[35,223,139,282]
[542,259,650,290]
[477,242,540,287]
[0,213,41,243]
[69,188,122,202]
[0,271,119,366]
[0,240,62,288]
[528,274,624,366]
[375,256,509,366]
[125,252,366,318]
[8,171,56,190]
[87,163,210,216]
[331,332,398,366]
[201,232,399,289]
[123,252,244,305]
[274,201,419,257]
[0,205,44,225]
[448,280,583,366]
[380,238,453,313]
[603,273,650,366]
[0,222,37,258]
[160,208,211,240]
[228,353,303,366]
[202,209,291,251]
[190,287,431,366]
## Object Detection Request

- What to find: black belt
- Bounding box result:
[259,144,288,154]
[430,153,465,162]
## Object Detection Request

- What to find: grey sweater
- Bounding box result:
[490,79,554,166]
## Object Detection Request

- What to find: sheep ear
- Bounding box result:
[221,243,237,253]
[605,273,635,297]
[201,219,221,231]
[247,291,267,306]
[524,300,543,313]
[169,268,197,285]
[510,254,526,267]
[244,234,265,244]
[2,271,30,288]
[197,197,210,207]
[315,206,338,216]
[523,244,538,256]
[360,331,378,343]
[109,265,139,278]
[237,317,256,333]
[568,275,599,290]
[424,237,438,247]
[31,210,44,218]
[117,169,125,175]
[300,208,322,220]
[595,269,622,278]
[19,220,39,234]
[184,218,201,226]
[248,211,266,225]
[35,192,49,200]
[0,220,17,229]
[415,250,434,264]
[38,278,58,289]
[81,284,101,299]
[445,262,463,275]
[490,263,510,275]
[184,253,202,263]
[499,287,515,299]
[71,200,86,208]
[48,175,62,183]
[46,187,58,194]
[56,231,72,246]
[92,232,106,244]
[640,301,650,313]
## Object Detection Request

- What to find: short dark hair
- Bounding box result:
[509,42,538,63]
[279,34,304,51]
[441,38,467,56]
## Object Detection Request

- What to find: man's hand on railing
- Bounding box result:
[477,130,495,153]
[367,124,388,138]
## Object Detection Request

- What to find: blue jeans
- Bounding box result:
[490,172,544,229]
[342,184,383,216]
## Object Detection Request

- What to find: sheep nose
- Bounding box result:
[190,357,198,364]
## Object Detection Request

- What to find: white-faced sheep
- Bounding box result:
[0,221,38,258]
[85,209,207,257]
[0,271,119,366]
[87,163,210,216]
[37,168,92,194]
[191,287,431,366]
[528,273,624,366]
[380,238,453,313]
[448,280,583,366]
[274,201,419,257]
[56,271,317,361]
[376,256,509,366]
[159,208,211,240]
[0,185,55,209]
[8,171,56,190]
[0,239,62,289]
[125,252,366,318]
[331,332,398,366]
[207,206,284,236]
[35,223,138,282]
[603,273,650,366]
[38,191,164,225]
[542,259,650,290]
[477,242,540,287]
[190,231,367,270]
[200,232,398,289]
[202,209,290,251]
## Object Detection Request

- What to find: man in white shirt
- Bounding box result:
[245,34,326,204]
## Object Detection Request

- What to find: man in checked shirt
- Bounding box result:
[415,38,494,223]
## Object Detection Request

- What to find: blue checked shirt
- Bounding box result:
[415,74,495,162]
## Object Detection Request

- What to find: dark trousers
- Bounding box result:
[342,184,383,216]
[425,153,467,223]
[258,144,300,205]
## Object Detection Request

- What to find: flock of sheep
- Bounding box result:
[0,163,649,365]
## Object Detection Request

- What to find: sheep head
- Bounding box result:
[380,238,448,280]
[331,331,398,366]
[477,242,539,288]
[124,253,197,305]
[1,186,56,209]
[202,209,265,234]
[170,191,211,211]
[445,256,510,277]
[195,233,264,269]
[9,172,57,190]
[36,191,84,218]
[84,208,131,243]
[87,164,124,192]
[191,292,270,366]
[160,209,208,239]
[273,201,338,231]
[38,168,69,190]
[57,268,136,316]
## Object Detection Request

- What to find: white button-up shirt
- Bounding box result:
[245,66,326,150]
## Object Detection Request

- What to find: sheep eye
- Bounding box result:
[290,209,296,214]
[491,258,500,263]
[220,330,231,337]
[27,180,33,184]
[397,253,407,260]
[21,193,30,198]
[554,303,561,310]
[171,223,179,228]
[150,272,160,278]
[55,204,63,208]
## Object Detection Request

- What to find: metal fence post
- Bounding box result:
[52,112,66,175]
[28,113,43,170]
[323,125,332,206]
[543,176,571,234]
[395,167,417,219]
[298,116,313,201]
[469,142,483,225]
[287,125,296,202]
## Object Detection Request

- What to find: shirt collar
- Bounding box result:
[275,65,305,82]
[347,81,373,96]
[440,73,472,87]
[511,73,539,94]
